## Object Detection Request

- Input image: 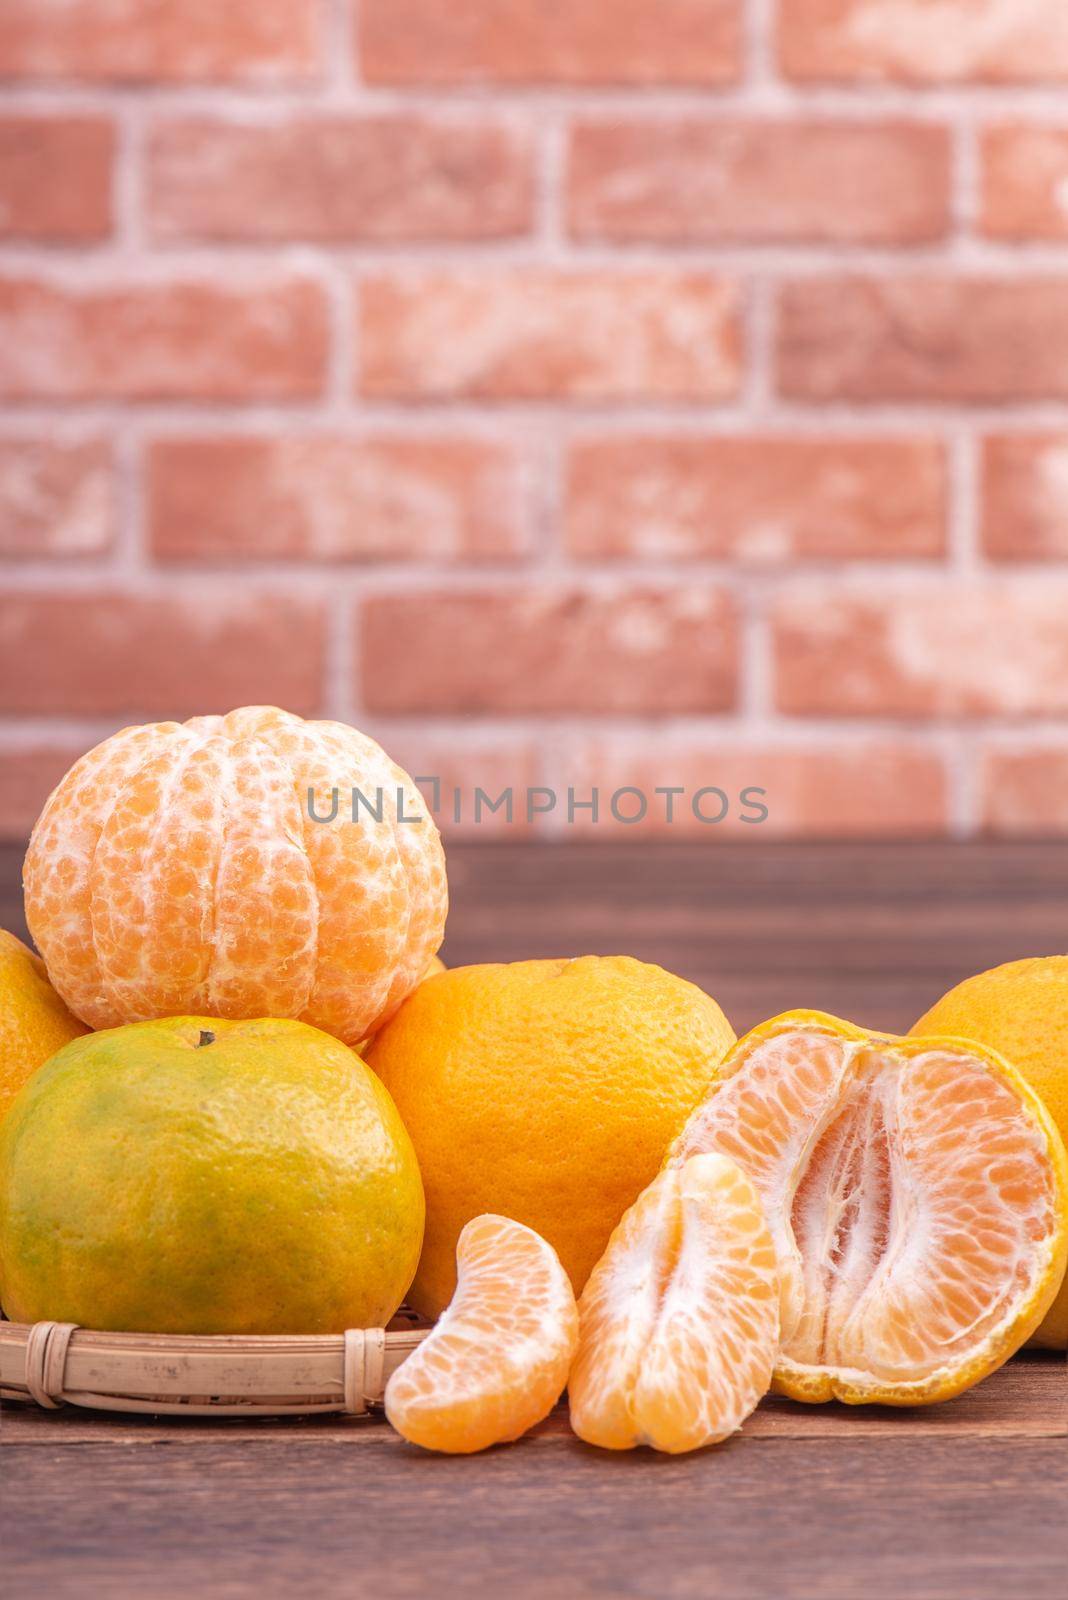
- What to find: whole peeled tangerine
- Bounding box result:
[23,706,447,1046]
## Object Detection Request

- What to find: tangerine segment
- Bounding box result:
[384,1214,578,1454]
[569,1154,779,1453]
[670,1011,1068,1405]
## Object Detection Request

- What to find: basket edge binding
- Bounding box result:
[0,1319,429,1417]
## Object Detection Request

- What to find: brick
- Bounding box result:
[981,748,1068,834]
[360,587,738,714]
[778,277,1068,403]
[0,741,94,840]
[980,125,1068,239]
[148,436,528,564]
[0,0,320,82]
[359,0,742,85]
[0,592,326,717]
[0,437,115,557]
[359,273,740,401]
[773,582,1068,717]
[0,116,113,241]
[982,434,1068,560]
[560,738,947,836]
[566,436,945,561]
[0,275,327,401]
[147,115,534,243]
[568,119,950,245]
[779,0,1068,84]
[362,730,540,837]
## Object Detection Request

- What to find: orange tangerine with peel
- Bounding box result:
[385,1214,578,1454]
[569,1153,779,1454]
[367,956,735,1317]
[23,706,446,1046]
[0,929,87,1127]
[670,1010,1068,1405]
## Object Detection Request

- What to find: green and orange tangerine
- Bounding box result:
[0,1015,425,1336]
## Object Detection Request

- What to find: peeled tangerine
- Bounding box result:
[670,1010,1068,1406]
[23,707,446,1046]
[385,1215,578,1454]
[569,1154,780,1453]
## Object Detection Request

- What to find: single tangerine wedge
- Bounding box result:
[568,1153,779,1453]
[384,1214,578,1454]
[670,1010,1068,1406]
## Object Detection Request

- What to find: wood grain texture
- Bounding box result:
[6,837,1068,1034]
[1,840,1067,1598]
[2,1352,1063,1445]
[4,1434,1068,1600]
[438,839,1068,1034]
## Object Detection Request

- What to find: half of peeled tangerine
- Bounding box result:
[669,1010,1068,1406]
[569,1153,780,1453]
[384,1213,578,1453]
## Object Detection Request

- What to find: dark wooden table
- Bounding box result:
[2,840,1067,1599]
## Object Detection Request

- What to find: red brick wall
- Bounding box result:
[3,0,1068,840]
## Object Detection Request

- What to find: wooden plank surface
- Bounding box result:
[3,1351,1063,1445]
[2,840,1067,1598]
[5,1435,1068,1600]
[8,837,1068,1035]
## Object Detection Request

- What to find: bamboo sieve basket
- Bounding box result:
[0,1315,430,1417]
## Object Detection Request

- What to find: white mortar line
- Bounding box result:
[8,83,1068,115]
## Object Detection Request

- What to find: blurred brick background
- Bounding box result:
[4,0,1068,840]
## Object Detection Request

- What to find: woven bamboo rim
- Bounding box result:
[0,1316,429,1417]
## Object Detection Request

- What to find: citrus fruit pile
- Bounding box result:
[0,703,1066,1459]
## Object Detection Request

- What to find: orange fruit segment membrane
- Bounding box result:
[384,1214,578,1453]
[569,1154,779,1453]
[911,955,1068,1348]
[670,1011,1068,1405]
